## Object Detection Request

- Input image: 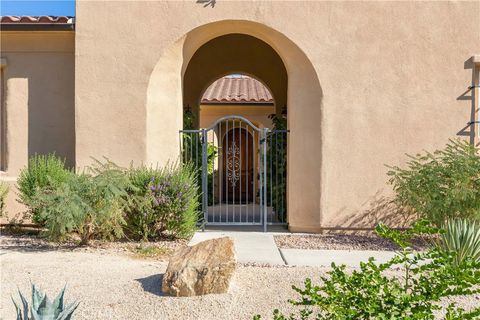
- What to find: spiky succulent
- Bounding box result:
[12,284,79,320]
[440,218,480,265]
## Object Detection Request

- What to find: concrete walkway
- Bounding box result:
[280,249,397,267]
[189,230,285,265]
[190,230,399,267]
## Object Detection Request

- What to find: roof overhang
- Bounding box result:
[0,16,75,31]
[0,23,74,31]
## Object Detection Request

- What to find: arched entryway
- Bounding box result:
[146,20,323,232]
[181,33,290,229]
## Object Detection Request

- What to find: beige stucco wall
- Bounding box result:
[74,0,479,231]
[2,1,477,230]
[0,31,75,222]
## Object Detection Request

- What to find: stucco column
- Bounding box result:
[5,78,29,176]
[0,75,29,223]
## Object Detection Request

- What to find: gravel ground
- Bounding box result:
[275,233,431,251]
[1,235,478,320]
[0,233,187,260]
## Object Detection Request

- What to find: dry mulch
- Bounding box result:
[274,232,432,251]
[0,229,187,260]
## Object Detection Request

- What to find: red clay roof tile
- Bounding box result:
[201,75,274,104]
[0,16,73,24]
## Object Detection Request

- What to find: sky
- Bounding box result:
[1,0,75,16]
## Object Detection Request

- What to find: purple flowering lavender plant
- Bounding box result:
[124,162,199,240]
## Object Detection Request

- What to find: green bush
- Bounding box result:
[34,159,129,244]
[387,139,480,226]
[439,218,480,266]
[124,162,199,240]
[0,181,8,217]
[17,154,71,224]
[256,221,480,320]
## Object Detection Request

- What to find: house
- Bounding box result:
[1,1,479,232]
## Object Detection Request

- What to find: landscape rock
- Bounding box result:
[162,237,236,296]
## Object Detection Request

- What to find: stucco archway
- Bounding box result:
[146,20,323,232]
[183,34,287,128]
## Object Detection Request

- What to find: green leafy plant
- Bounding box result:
[17,154,71,224]
[0,181,9,217]
[387,139,480,226]
[124,162,199,240]
[266,113,287,222]
[34,159,130,244]
[13,284,79,320]
[439,218,480,266]
[256,220,480,319]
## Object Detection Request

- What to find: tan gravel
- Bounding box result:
[1,235,478,320]
[1,248,315,319]
[275,233,431,251]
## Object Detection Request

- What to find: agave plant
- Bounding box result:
[439,218,480,265]
[12,284,79,320]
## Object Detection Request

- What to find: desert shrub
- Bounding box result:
[439,218,480,266]
[123,166,164,240]
[0,181,8,217]
[34,159,130,244]
[17,154,71,224]
[387,139,480,226]
[256,220,480,320]
[124,162,199,240]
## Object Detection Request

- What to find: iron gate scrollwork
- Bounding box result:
[180,115,288,231]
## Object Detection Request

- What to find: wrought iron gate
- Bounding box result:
[180,115,288,231]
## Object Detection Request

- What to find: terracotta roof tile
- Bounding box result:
[0,16,73,24]
[202,75,273,104]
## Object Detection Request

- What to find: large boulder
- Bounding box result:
[162,237,236,296]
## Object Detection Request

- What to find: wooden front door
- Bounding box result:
[222,128,254,203]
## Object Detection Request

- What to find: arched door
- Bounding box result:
[222,127,254,203]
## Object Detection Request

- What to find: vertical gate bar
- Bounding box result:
[210,129,214,223]
[218,123,223,221]
[253,130,256,224]
[280,132,287,222]
[262,128,268,231]
[246,124,249,223]
[218,123,222,223]
[189,133,193,163]
[275,131,279,222]
[179,132,183,164]
[196,133,199,168]
[232,119,237,223]
[239,120,242,223]
[245,124,250,222]
[259,130,263,226]
[201,129,208,229]
[269,131,273,223]
[226,119,229,223]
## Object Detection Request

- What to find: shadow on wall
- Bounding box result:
[331,191,417,232]
[456,57,478,145]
